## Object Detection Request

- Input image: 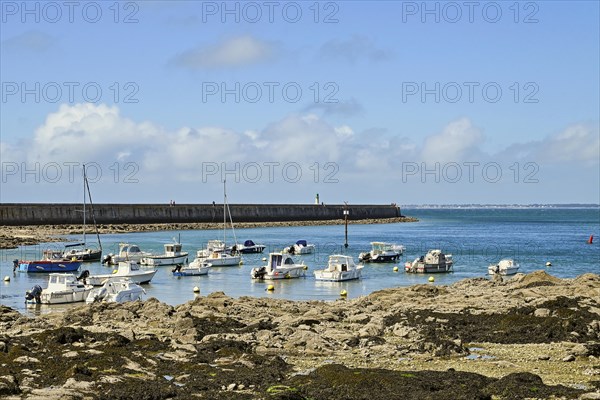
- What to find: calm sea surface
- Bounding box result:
[1,207,598,316]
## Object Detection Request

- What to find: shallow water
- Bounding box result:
[1,207,598,316]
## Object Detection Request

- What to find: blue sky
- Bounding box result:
[1,1,598,204]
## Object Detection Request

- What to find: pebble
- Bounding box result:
[562,354,576,362]
[538,355,551,360]
[227,383,237,391]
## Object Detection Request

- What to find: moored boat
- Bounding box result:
[15,250,82,273]
[236,239,266,254]
[405,250,453,274]
[86,277,145,304]
[103,243,152,265]
[488,259,520,276]
[25,273,93,304]
[359,242,404,263]
[251,252,306,280]
[86,260,157,286]
[62,164,102,262]
[172,261,211,276]
[140,241,189,266]
[284,240,315,255]
[314,255,363,282]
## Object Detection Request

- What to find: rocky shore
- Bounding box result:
[0,217,418,250]
[0,271,598,399]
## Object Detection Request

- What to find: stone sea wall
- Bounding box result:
[0,203,401,226]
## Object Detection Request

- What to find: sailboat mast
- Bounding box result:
[223,180,226,246]
[82,164,87,245]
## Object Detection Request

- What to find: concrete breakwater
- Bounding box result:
[0,203,402,226]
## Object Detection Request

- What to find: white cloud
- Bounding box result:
[318,35,390,64]
[537,124,599,164]
[2,30,56,53]
[421,118,483,163]
[171,35,276,69]
[1,104,597,204]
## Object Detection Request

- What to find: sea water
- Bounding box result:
[1,207,598,315]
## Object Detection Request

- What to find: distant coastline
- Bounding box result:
[402,203,600,209]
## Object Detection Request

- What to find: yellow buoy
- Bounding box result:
[239,261,244,265]
[303,265,308,270]
[428,276,435,283]
[340,289,347,297]
[267,284,275,291]
[545,262,552,267]
[262,257,267,262]
[393,266,399,272]
[193,286,200,293]
[3,276,10,282]
[112,269,118,274]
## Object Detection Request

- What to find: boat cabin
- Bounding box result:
[164,243,183,256]
[268,253,296,271]
[47,273,83,289]
[327,255,354,271]
[118,244,143,256]
[43,250,65,260]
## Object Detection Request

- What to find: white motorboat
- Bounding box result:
[140,241,189,266]
[86,277,145,304]
[359,242,404,263]
[86,260,157,286]
[103,243,152,265]
[405,250,453,274]
[284,240,315,255]
[25,273,93,305]
[172,260,211,276]
[488,259,520,276]
[202,251,241,266]
[251,252,306,280]
[236,239,266,254]
[196,240,226,258]
[314,255,363,281]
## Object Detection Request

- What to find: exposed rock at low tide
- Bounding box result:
[0,271,598,399]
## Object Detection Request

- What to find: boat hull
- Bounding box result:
[314,270,361,281]
[173,268,209,276]
[87,270,156,286]
[206,256,241,266]
[39,288,92,304]
[251,266,306,280]
[63,249,102,262]
[488,266,520,276]
[239,246,266,254]
[18,261,81,273]
[405,262,453,274]
[360,254,400,263]
[140,254,189,266]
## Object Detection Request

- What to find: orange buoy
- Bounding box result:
[588,235,594,244]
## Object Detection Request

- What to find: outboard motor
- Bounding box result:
[12,259,19,272]
[172,264,183,273]
[252,266,267,279]
[25,285,43,304]
[77,270,90,284]
[102,254,112,265]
